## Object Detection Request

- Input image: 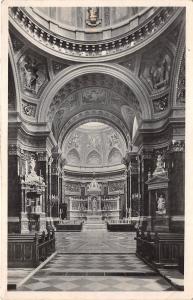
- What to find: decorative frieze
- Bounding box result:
[65,182,81,193]
[108,181,124,193]
[9,7,178,59]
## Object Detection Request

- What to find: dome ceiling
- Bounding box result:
[63,122,127,168]
[9,7,181,62]
[34,7,145,35]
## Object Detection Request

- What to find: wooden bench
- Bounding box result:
[8,230,55,268]
[135,231,184,268]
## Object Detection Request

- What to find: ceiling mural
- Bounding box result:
[63,123,126,167]
[140,46,173,93]
[18,51,49,97]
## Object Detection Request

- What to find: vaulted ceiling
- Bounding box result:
[8,6,185,152]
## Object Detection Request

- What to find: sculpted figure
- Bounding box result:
[157,194,166,215]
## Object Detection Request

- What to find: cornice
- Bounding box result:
[9,7,182,63]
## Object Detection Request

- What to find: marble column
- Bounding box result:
[168,140,185,232]
[8,144,21,233]
[139,149,154,229]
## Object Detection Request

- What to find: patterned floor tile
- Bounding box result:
[19,276,175,291]
[11,232,176,292]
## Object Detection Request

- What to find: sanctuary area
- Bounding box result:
[8,6,185,292]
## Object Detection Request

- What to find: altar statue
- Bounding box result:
[92,197,97,211]
[157,194,166,215]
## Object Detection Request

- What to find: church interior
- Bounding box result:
[7,6,185,292]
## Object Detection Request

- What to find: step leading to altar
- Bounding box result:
[83,214,107,231]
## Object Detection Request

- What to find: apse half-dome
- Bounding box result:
[63,122,127,168]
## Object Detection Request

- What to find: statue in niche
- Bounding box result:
[156,194,166,215]
[92,197,98,212]
[86,7,101,27]
[22,55,44,94]
[148,54,171,90]
[25,157,44,184]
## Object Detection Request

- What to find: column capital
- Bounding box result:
[140,149,153,160]
[37,151,48,162]
[169,140,185,153]
[8,144,21,156]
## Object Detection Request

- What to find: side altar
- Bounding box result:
[20,158,47,233]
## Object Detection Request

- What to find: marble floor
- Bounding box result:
[56,231,136,253]
[16,231,176,291]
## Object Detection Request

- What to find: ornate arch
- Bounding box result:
[38,63,151,122]
[59,110,130,151]
[170,20,185,107]
[8,35,22,113]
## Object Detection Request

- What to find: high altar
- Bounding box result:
[68,178,120,220]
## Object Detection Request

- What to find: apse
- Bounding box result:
[63,121,127,169]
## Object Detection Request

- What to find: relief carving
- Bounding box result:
[141,49,172,91]
[108,181,124,192]
[19,53,48,95]
[152,94,168,113]
[65,182,80,193]
[86,7,101,27]
[22,100,36,117]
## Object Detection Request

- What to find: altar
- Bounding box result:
[68,178,120,221]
